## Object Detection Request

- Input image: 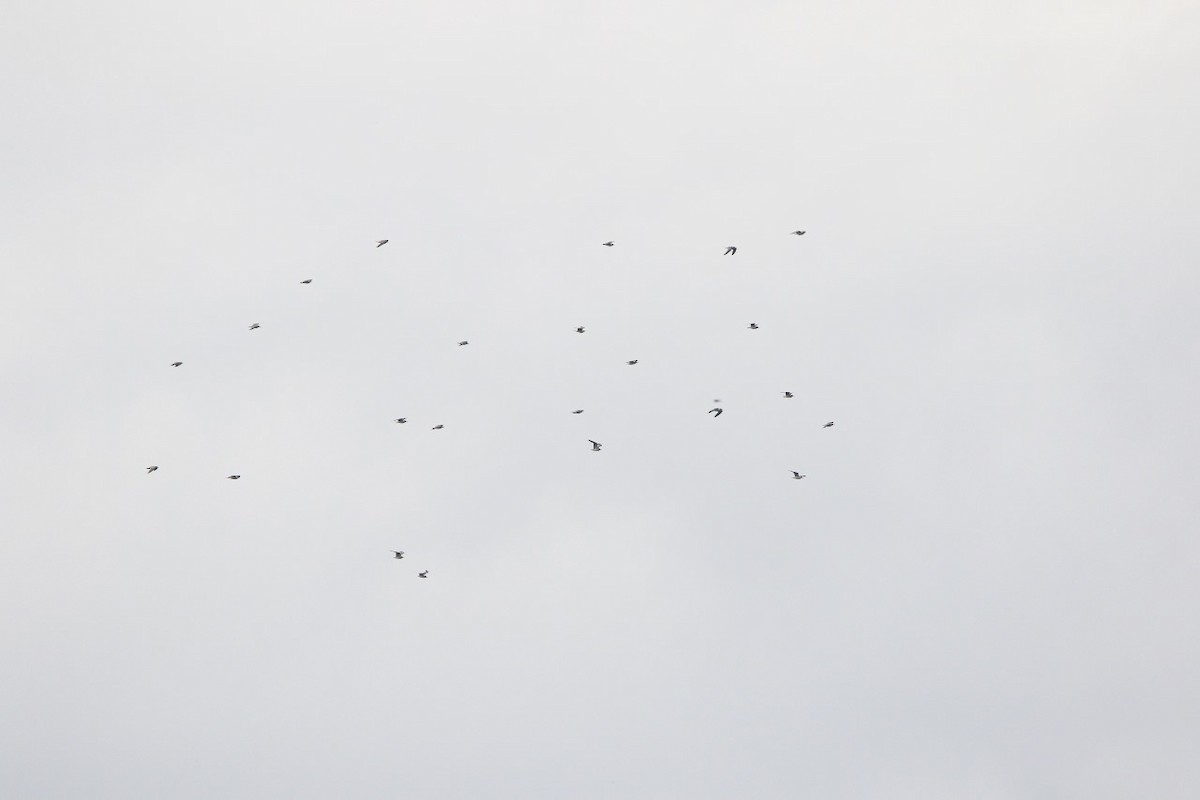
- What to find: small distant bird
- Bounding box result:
[458,340,469,346]
[394,418,407,424]
[572,409,584,414]
[576,326,585,333]
[227,475,241,480]
[782,391,794,398]
[626,359,638,365]
[146,466,158,473]
[432,424,444,430]
[300,279,312,284]
[248,323,260,330]
[792,471,806,480]
[823,421,835,428]
[418,571,428,578]
[170,362,182,367]
[791,230,806,236]
[589,440,602,451]
[724,246,737,255]
[602,241,614,247]
[709,408,723,417]
[748,323,759,329]
[376,239,389,247]
[392,551,405,559]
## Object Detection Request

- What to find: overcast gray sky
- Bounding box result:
[3,1,1199,797]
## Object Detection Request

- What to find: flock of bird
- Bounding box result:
[145,231,832,579]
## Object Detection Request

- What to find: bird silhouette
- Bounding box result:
[626,359,638,365]
[432,424,444,430]
[724,246,737,255]
[782,391,794,398]
[572,409,584,414]
[394,418,407,424]
[791,230,806,236]
[602,241,614,247]
[227,475,241,480]
[748,323,759,329]
[589,440,602,451]
[709,408,724,417]
[458,340,469,346]
[248,323,260,330]
[823,421,835,428]
[170,362,182,367]
[392,551,405,559]
[300,279,312,284]
[576,326,585,333]
[418,570,428,578]
[376,239,389,247]
[792,471,806,479]
[146,466,158,473]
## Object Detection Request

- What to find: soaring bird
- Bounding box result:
[748,323,759,329]
[458,340,469,346]
[394,418,407,424]
[376,239,389,247]
[626,359,638,365]
[602,241,614,247]
[589,440,602,451]
[571,409,584,414]
[791,230,806,236]
[146,466,158,473]
[418,570,428,578]
[792,471,806,480]
[300,279,312,284]
[724,246,737,255]
[823,421,835,428]
[709,408,723,417]
[782,391,794,398]
[432,424,444,430]
[227,475,241,480]
[170,361,182,367]
[576,326,585,333]
[392,551,405,559]
[248,323,260,330]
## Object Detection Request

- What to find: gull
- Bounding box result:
[576,326,585,333]
[823,421,835,428]
[170,361,182,367]
[248,323,260,330]
[602,241,614,247]
[300,279,312,284]
[724,246,737,255]
[589,440,602,451]
[626,359,638,365]
[748,323,759,329]
[432,424,444,430]
[709,408,723,417]
[146,466,158,473]
[782,391,794,398]
[376,239,389,247]
[418,570,429,578]
[394,418,407,424]
[792,471,806,480]
[392,551,405,559]
[572,409,584,414]
[791,230,806,236]
[227,475,241,480]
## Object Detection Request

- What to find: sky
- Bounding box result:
[2,1,1199,797]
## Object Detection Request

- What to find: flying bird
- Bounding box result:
[589,440,602,451]
[300,279,312,284]
[394,418,407,424]
[791,230,806,236]
[748,323,759,329]
[823,421,835,428]
[432,424,444,430]
[170,361,182,367]
[248,323,260,330]
[392,551,405,559]
[782,391,794,398]
[458,340,469,346]
[227,475,241,480]
[602,241,614,247]
[709,408,723,417]
[792,471,806,480]
[146,466,158,473]
[418,570,429,578]
[376,239,389,247]
[572,409,584,414]
[576,326,585,333]
[724,246,737,255]
[626,359,638,365]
